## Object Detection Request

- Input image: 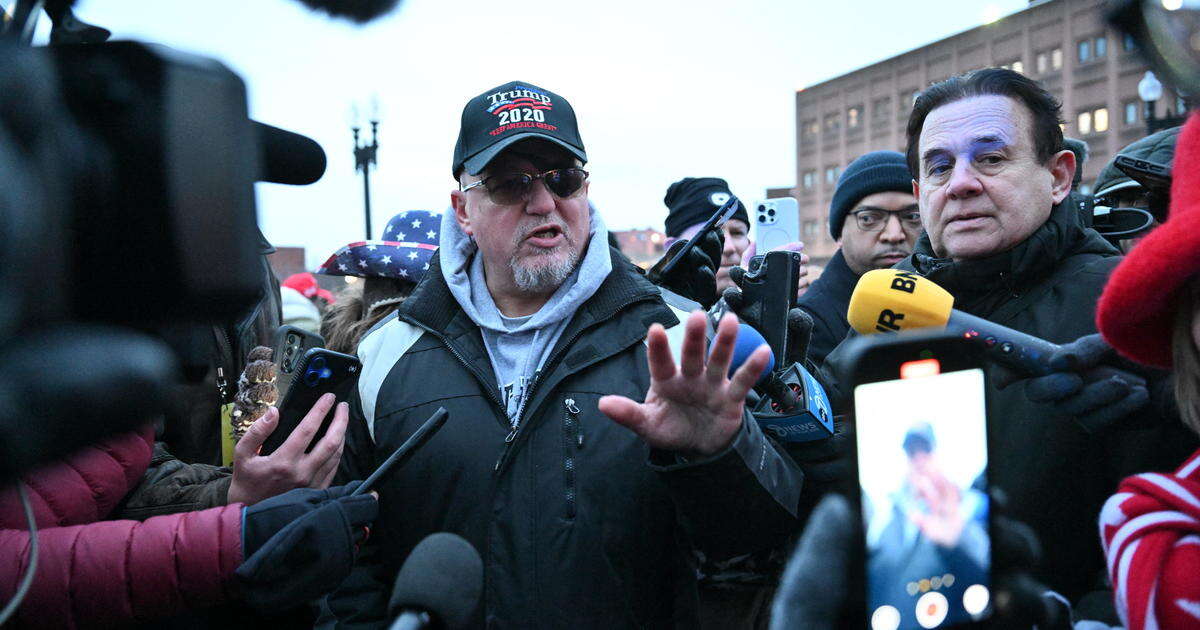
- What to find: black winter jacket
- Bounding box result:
[329,249,805,629]
[825,202,1197,602]
[796,249,859,366]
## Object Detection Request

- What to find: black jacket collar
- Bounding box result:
[905,201,1118,313]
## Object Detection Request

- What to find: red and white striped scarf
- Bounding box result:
[1100,448,1200,630]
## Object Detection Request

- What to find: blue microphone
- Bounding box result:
[727,324,834,443]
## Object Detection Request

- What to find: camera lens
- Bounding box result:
[758,204,766,213]
[757,215,765,223]
[305,371,320,387]
[311,356,326,369]
[768,209,776,217]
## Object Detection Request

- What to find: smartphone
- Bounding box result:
[738,250,804,363]
[260,348,361,456]
[843,332,991,630]
[647,195,740,283]
[273,325,325,400]
[753,198,802,253]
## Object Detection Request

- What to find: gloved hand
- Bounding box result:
[722,277,814,367]
[994,333,1150,434]
[235,481,379,612]
[646,228,724,309]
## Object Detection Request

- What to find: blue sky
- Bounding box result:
[51,0,1029,267]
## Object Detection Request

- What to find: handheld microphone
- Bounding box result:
[388,533,483,630]
[730,324,833,443]
[253,121,327,185]
[847,269,1096,377]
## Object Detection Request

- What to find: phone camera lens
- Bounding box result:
[758,204,766,213]
[304,371,320,387]
[767,209,776,217]
[757,215,765,223]
[311,356,326,369]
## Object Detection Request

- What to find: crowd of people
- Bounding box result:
[1,63,1199,630]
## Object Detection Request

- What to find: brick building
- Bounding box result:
[787,0,1188,265]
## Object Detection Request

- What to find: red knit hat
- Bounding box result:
[1097,112,1200,368]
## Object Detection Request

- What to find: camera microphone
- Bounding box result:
[253,121,327,186]
[388,532,483,630]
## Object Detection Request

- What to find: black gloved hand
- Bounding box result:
[646,228,724,309]
[994,333,1150,433]
[235,481,379,612]
[722,281,814,367]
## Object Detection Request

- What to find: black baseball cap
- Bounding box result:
[452,81,587,177]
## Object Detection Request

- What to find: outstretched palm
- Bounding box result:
[599,311,771,458]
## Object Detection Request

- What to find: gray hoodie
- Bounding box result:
[438,207,613,426]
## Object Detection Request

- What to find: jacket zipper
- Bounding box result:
[562,398,582,519]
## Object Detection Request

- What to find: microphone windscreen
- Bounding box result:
[847,269,954,335]
[388,532,482,630]
[725,323,775,384]
[253,121,327,185]
[291,0,404,23]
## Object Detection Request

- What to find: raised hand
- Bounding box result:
[598,311,771,458]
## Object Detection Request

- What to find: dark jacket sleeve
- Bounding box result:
[114,441,232,520]
[649,411,804,559]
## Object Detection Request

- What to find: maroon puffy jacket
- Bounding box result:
[0,427,244,629]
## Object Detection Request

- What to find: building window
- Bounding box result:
[1095,36,1107,58]
[1051,47,1063,70]
[1124,101,1138,125]
[824,113,841,133]
[1123,33,1137,52]
[1078,39,1091,62]
[802,171,815,190]
[1036,52,1049,74]
[1094,107,1109,132]
[1078,111,1092,135]
[802,220,819,237]
[873,97,891,120]
[847,105,861,129]
[825,166,839,185]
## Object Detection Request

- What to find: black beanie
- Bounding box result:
[663,177,750,238]
[828,151,913,240]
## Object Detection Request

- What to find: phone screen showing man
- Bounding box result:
[854,365,990,630]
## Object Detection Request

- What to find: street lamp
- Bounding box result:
[351,104,380,239]
[1139,70,1163,133]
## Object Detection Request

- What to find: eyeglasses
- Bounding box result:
[851,208,923,232]
[460,168,589,206]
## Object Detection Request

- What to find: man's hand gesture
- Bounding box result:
[599,311,771,458]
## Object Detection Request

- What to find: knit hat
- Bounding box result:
[1096,113,1200,368]
[663,177,750,238]
[829,151,913,240]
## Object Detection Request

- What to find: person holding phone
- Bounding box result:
[662,177,811,304]
[797,150,921,366]
[327,81,803,629]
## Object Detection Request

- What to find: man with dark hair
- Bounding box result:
[797,151,919,365]
[825,68,1188,606]
[328,81,804,628]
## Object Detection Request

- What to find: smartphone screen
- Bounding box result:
[854,364,990,630]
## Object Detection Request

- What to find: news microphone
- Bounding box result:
[848,269,1088,376]
[730,324,834,443]
[388,533,483,630]
[253,121,327,185]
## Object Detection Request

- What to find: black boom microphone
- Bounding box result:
[253,121,327,185]
[389,533,483,630]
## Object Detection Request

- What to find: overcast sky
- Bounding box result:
[53,0,1029,267]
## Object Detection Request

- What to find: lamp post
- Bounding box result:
[1139,71,1164,134]
[352,112,379,240]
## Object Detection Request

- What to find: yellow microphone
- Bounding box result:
[847,269,1060,375]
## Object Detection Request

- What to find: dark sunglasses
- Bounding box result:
[460,168,589,206]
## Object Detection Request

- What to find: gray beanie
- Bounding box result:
[829,151,913,240]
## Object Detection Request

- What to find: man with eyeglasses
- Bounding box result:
[797,151,920,365]
[327,81,804,629]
